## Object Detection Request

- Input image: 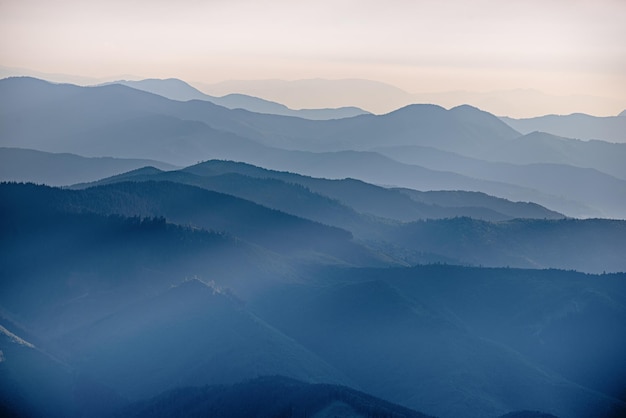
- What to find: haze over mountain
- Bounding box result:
[3,180,626,418]
[106,78,369,120]
[501,112,626,143]
[373,144,626,219]
[2,71,626,418]
[3,76,625,218]
[3,0,625,416]
[74,160,565,246]
[200,79,626,118]
[6,64,623,118]
[0,147,177,186]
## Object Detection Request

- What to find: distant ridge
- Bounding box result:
[197,78,414,114]
[199,79,626,117]
[105,78,370,120]
[501,112,626,143]
[73,160,565,242]
[3,77,626,218]
[0,147,177,186]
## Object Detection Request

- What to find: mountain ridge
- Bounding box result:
[0,147,177,186]
[105,78,370,120]
[501,113,626,143]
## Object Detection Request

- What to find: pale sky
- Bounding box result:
[1,0,625,115]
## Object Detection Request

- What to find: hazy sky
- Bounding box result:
[1,0,625,113]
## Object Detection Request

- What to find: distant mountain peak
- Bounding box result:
[450,104,482,113]
[387,103,446,115]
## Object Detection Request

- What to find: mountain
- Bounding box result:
[67,162,626,273]
[104,78,213,102]
[0,147,177,186]
[225,150,595,219]
[500,112,626,143]
[0,322,124,418]
[2,180,625,418]
[198,102,521,153]
[9,76,621,167]
[57,280,349,400]
[119,376,434,418]
[183,160,564,221]
[485,132,626,180]
[72,164,626,273]
[72,167,384,238]
[251,265,626,418]
[1,324,75,418]
[0,77,277,166]
[2,71,625,418]
[0,64,133,87]
[381,217,626,273]
[107,78,369,120]
[197,78,415,114]
[1,181,388,270]
[498,413,559,418]
[3,77,625,218]
[0,187,293,334]
[396,189,564,220]
[411,89,626,119]
[76,160,564,228]
[373,145,626,219]
[199,79,626,118]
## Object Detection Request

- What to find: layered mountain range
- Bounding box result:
[1,76,625,418]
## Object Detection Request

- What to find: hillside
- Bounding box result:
[119,376,433,418]
[1,181,625,418]
[251,265,626,418]
[58,280,349,400]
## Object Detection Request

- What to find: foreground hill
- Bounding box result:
[0,323,124,418]
[252,265,626,418]
[1,181,624,418]
[58,280,349,400]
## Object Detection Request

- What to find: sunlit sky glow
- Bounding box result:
[1,0,625,114]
